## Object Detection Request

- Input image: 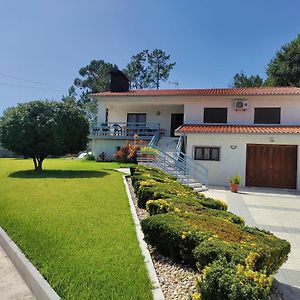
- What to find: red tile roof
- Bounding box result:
[176,124,300,134]
[90,87,300,97]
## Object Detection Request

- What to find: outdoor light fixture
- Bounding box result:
[230,145,237,149]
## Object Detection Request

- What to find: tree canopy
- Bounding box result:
[124,49,176,89]
[0,101,89,171]
[73,60,118,120]
[266,34,300,87]
[69,49,176,119]
[232,72,265,88]
[232,34,300,88]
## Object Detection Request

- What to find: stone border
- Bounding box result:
[0,227,60,300]
[123,175,165,300]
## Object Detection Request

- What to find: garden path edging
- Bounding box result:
[0,226,60,300]
[122,175,165,300]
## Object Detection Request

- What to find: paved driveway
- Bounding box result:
[204,186,300,300]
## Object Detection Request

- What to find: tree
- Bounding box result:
[266,34,300,87]
[232,72,265,88]
[123,49,176,89]
[0,101,89,171]
[62,85,77,105]
[147,49,176,89]
[123,50,149,89]
[74,60,118,119]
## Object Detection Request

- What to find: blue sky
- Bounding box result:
[0,0,299,114]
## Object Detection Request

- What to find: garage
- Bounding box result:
[246,144,298,189]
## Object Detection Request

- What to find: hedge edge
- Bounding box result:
[0,226,60,300]
[123,175,165,300]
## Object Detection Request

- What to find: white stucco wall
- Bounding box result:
[183,95,300,125]
[91,139,128,160]
[107,104,183,136]
[186,133,300,190]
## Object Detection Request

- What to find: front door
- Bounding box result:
[246,144,297,189]
[170,113,184,137]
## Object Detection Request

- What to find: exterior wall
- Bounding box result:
[186,133,300,190]
[183,95,300,125]
[91,139,149,160]
[107,104,184,136]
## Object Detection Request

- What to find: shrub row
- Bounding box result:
[131,166,290,299]
[141,211,290,275]
[131,166,228,211]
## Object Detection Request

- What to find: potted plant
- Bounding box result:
[229,174,241,193]
[140,146,159,159]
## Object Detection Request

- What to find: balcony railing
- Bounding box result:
[90,122,160,139]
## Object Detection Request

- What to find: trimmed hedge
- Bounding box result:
[131,165,227,211]
[194,257,273,300]
[132,166,290,273]
[132,165,290,298]
[141,212,290,274]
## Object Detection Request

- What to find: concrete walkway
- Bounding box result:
[204,186,300,300]
[0,245,34,299]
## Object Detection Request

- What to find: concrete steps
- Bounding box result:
[139,136,207,192]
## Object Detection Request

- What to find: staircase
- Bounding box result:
[157,137,179,155]
[138,132,208,192]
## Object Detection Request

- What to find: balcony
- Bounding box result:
[89,122,161,140]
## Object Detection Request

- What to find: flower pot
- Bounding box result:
[141,153,155,159]
[230,183,239,193]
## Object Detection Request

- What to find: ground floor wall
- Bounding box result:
[186,134,300,190]
[91,139,149,161]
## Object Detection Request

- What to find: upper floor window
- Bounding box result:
[204,108,227,123]
[254,108,281,124]
[127,113,146,124]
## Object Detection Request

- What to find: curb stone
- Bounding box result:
[123,175,165,300]
[0,227,60,300]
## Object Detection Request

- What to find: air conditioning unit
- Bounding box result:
[234,99,248,110]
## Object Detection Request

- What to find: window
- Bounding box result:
[204,108,227,123]
[194,147,220,161]
[127,113,146,124]
[254,108,281,124]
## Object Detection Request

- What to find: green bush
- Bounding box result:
[131,166,228,211]
[134,165,290,279]
[193,238,248,270]
[195,257,273,300]
[141,212,290,274]
[146,199,171,215]
[141,213,209,263]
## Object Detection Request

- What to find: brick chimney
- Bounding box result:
[110,70,130,92]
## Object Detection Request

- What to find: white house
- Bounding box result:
[89,71,300,190]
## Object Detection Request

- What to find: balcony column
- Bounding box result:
[97,101,106,124]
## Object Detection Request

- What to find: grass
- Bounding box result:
[0,158,152,299]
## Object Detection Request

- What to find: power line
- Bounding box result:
[0,73,64,89]
[0,82,64,92]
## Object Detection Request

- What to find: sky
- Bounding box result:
[0,0,299,115]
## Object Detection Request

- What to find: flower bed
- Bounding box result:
[130,165,291,300]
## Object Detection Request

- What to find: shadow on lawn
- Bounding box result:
[9,169,109,179]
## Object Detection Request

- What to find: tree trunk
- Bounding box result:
[33,157,44,171]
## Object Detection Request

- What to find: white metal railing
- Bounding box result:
[140,130,208,187]
[90,122,160,138]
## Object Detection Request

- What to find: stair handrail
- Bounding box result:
[145,132,208,187]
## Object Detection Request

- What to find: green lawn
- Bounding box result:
[0,158,152,299]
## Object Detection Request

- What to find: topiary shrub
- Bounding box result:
[146,199,171,215]
[195,256,273,300]
[197,194,227,211]
[141,213,209,263]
